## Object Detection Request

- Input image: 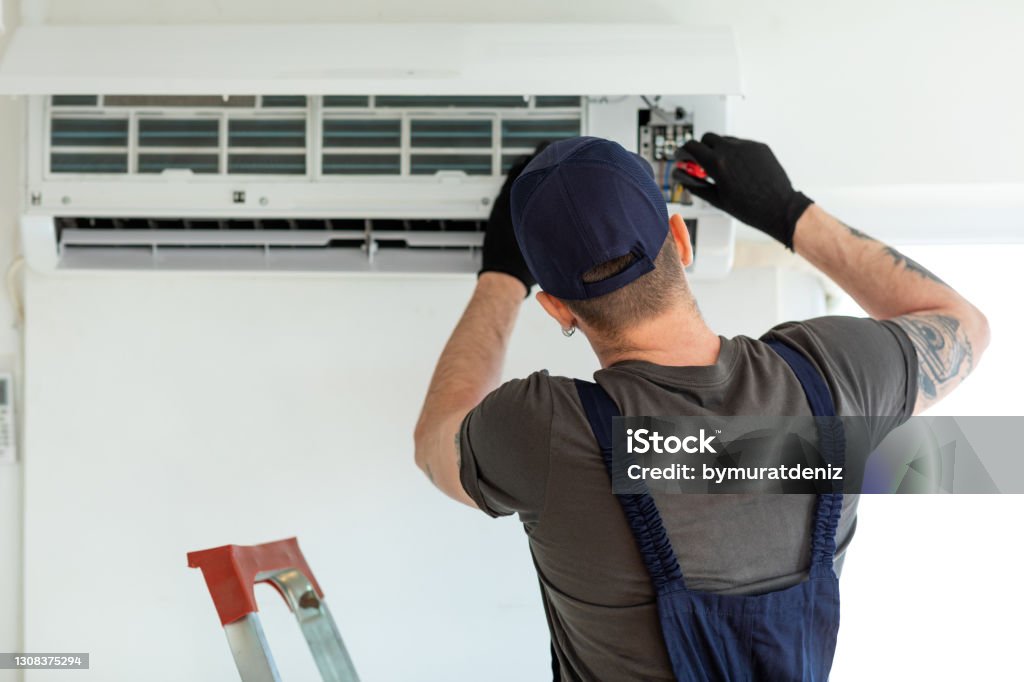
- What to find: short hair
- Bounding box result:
[565,234,692,338]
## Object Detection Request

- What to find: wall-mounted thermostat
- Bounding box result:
[0,373,16,464]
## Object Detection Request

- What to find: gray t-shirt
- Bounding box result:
[459,316,917,681]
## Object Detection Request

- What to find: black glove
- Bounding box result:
[678,134,812,250]
[478,144,548,295]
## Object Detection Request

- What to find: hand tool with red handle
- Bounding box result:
[671,149,713,189]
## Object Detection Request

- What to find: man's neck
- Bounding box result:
[590,307,722,369]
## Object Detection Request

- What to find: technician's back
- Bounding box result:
[459,316,918,679]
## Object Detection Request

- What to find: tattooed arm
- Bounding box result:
[793,204,990,414]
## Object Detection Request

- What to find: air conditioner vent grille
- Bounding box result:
[139,153,219,174]
[323,119,401,148]
[410,119,492,148]
[46,94,582,179]
[227,154,307,175]
[57,216,485,233]
[261,95,308,108]
[51,215,489,271]
[51,152,126,173]
[102,95,258,108]
[410,154,491,175]
[322,153,400,175]
[51,95,99,106]
[139,119,219,147]
[323,95,371,108]
[536,96,582,108]
[50,117,128,147]
[227,119,306,148]
[375,95,528,108]
[502,119,581,149]
[42,215,725,275]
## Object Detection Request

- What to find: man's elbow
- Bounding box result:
[937,299,991,367]
[412,416,452,478]
[966,303,992,362]
[412,422,432,474]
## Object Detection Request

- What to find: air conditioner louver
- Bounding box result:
[501,119,581,151]
[138,119,219,148]
[322,154,401,175]
[48,216,488,272]
[323,96,370,108]
[374,95,528,108]
[323,120,401,148]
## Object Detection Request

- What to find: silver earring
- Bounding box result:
[562,326,577,337]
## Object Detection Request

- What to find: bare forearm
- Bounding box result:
[794,205,964,318]
[793,204,990,412]
[420,273,523,423]
[414,273,525,503]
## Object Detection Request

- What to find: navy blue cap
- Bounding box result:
[510,136,669,301]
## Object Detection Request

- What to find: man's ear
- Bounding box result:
[669,214,693,267]
[536,291,578,331]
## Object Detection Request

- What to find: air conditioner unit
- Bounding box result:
[0,24,741,277]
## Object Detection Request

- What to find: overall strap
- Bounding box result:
[764,339,846,570]
[574,379,685,591]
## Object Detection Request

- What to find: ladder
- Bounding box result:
[188,537,360,682]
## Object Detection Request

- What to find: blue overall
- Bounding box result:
[570,340,843,681]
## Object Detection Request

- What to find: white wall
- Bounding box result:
[20,268,813,681]
[0,0,24,672]
[828,244,1024,679]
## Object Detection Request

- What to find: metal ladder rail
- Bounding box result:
[188,537,360,682]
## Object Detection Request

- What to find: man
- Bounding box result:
[414,135,989,680]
